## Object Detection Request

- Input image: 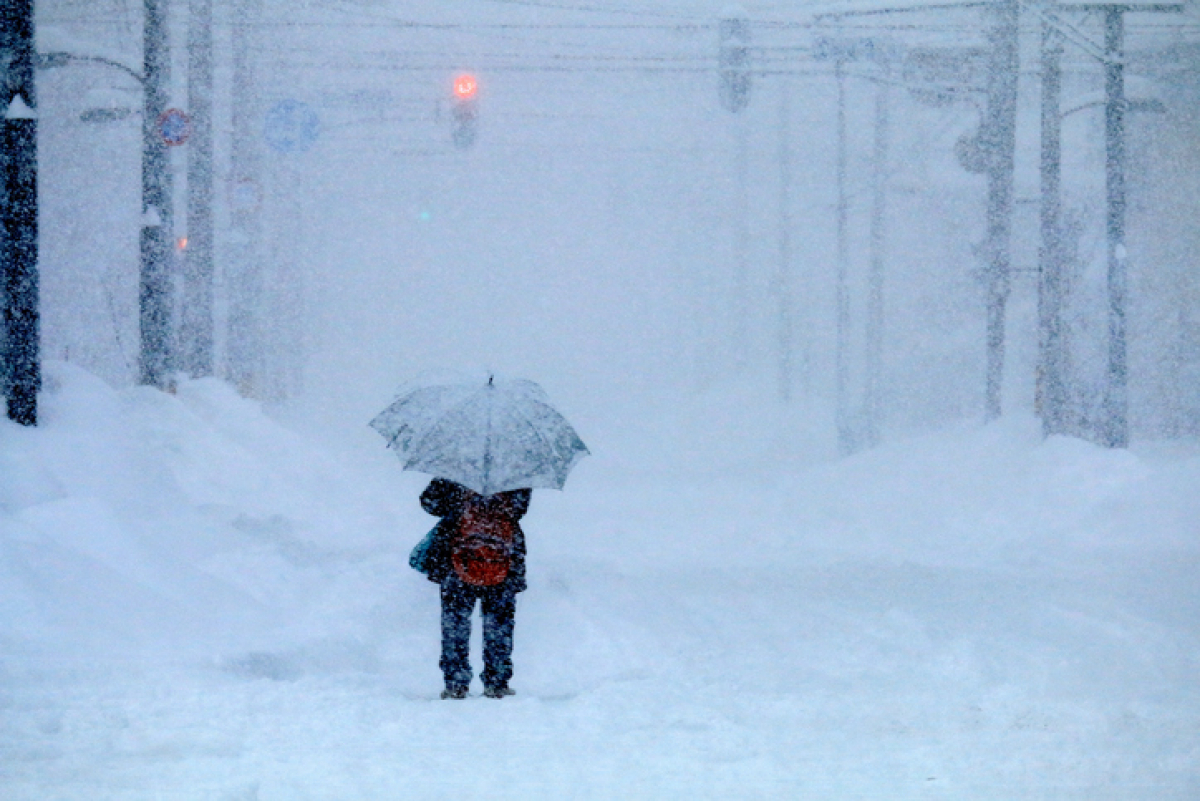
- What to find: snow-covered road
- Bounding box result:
[2,364,1198,798]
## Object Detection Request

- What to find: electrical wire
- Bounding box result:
[466,0,705,21]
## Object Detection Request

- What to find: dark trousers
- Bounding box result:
[440,573,516,690]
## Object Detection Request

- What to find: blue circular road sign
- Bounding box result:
[264,100,320,154]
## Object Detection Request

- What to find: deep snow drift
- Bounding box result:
[1,363,1198,798]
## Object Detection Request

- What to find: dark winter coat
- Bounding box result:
[420,478,530,593]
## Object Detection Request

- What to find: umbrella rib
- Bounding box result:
[375,423,407,454]
[404,390,481,471]
[524,397,588,456]
[506,399,586,483]
[378,410,411,451]
[372,397,431,453]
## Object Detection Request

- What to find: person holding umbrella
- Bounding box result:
[419,477,530,698]
[370,376,588,700]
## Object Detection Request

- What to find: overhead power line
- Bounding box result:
[812,1,990,20]
[471,0,704,20]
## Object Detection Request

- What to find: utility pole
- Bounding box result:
[814,35,896,453]
[834,57,851,449]
[981,0,1019,422]
[227,0,263,396]
[181,0,214,377]
[776,80,794,402]
[1088,1,1182,446]
[1,0,38,426]
[864,72,890,449]
[140,0,174,389]
[731,114,750,372]
[1099,7,1129,448]
[1048,1,1180,445]
[1038,20,1069,438]
[718,8,752,372]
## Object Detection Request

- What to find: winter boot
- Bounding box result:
[483,684,515,699]
[441,685,469,700]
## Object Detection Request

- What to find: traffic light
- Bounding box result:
[718,10,751,113]
[451,73,478,149]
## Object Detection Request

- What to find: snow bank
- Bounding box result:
[0,362,421,658]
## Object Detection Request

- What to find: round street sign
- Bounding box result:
[158,108,191,146]
[229,177,262,212]
[264,100,320,154]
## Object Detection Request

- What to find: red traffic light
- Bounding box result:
[453,73,478,100]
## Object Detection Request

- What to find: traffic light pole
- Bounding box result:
[139,0,174,389]
[226,0,264,396]
[181,0,215,378]
[1,0,39,426]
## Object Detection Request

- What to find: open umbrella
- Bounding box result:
[369,377,589,496]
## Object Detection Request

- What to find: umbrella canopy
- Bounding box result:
[369,377,589,496]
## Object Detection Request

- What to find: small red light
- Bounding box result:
[453,74,478,100]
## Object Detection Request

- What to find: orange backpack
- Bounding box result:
[450,497,515,587]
